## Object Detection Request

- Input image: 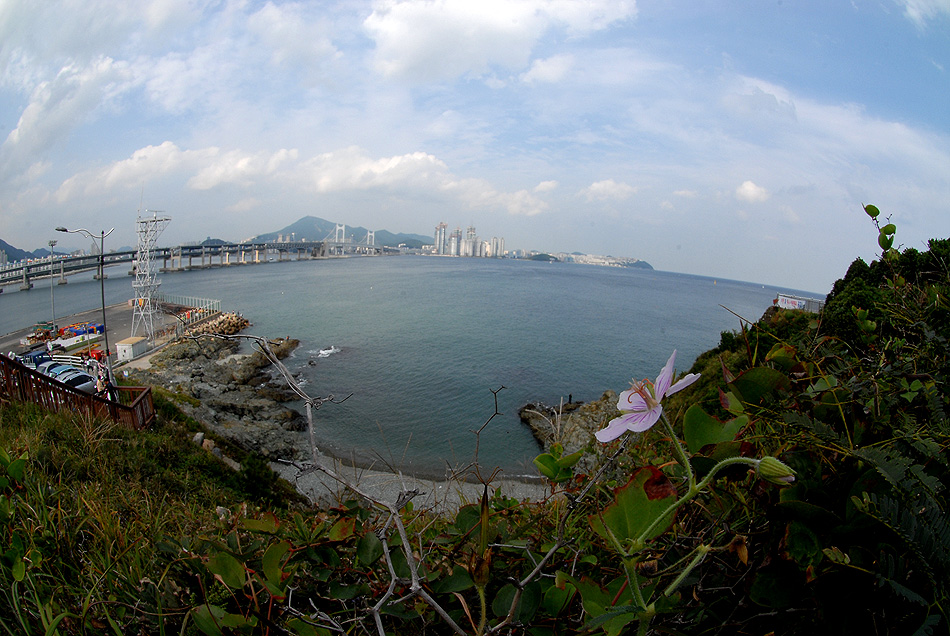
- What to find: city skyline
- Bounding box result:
[432,222,504,258]
[1,1,948,292]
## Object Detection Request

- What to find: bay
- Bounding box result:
[0,256,822,477]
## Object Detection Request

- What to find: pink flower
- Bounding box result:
[595,350,700,443]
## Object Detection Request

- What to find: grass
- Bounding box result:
[0,396,308,635]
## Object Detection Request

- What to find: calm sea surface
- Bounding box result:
[0,257,821,476]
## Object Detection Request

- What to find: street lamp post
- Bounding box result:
[55,226,115,380]
[48,239,57,340]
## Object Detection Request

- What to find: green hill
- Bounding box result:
[253,215,431,248]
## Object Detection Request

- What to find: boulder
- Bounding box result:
[519,390,620,473]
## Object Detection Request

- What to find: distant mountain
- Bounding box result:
[252,216,431,249]
[0,239,47,262]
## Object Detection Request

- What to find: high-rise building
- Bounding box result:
[449,227,462,256]
[434,222,448,255]
[460,225,478,257]
[490,237,505,258]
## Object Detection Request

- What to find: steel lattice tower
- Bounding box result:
[132,211,171,343]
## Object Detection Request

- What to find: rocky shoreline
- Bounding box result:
[517,391,621,473]
[125,328,633,510]
[126,334,554,509]
[126,335,310,460]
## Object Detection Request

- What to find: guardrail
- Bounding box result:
[0,354,155,430]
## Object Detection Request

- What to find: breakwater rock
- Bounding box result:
[128,336,307,460]
[187,312,251,337]
[518,390,620,472]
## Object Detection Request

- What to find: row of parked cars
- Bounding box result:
[35,360,98,394]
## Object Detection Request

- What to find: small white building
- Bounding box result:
[116,336,148,361]
[775,294,825,313]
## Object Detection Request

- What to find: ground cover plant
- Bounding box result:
[0,205,946,635]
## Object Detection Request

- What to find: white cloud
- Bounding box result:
[227,197,261,213]
[363,0,635,81]
[1,57,131,183]
[521,54,574,84]
[898,0,950,28]
[735,180,769,203]
[534,180,558,192]
[247,2,338,68]
[781,205,801,224]
[54,142,215,201]
[581,179,637,201]
[298,147,450,192]
[189,148,299,190]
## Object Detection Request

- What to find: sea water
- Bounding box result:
[0,257,822,476]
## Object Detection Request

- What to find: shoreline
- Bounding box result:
[126,340,551,509]
[269,456,551,513]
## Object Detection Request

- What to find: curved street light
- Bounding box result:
[55,226,115,380]
[48,239,57,339]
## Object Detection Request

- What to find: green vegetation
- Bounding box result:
[0,205,947,635]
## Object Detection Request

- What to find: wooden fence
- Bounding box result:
[0,354,155,430]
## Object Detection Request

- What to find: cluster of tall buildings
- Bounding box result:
[432,223,505,258]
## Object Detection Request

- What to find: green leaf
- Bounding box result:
[590,466,678,545]
[534,453,573,482]
[492,582,541,622]
[241,516,279,534]
[864,204,880,218]
[719,389,745,415]
[356,531,384,566]
[683,405,747,454]
[12,559,25,582]
[5,458,25,483]
[765,343,798,371]
[431,566,474,594]
[286,618,331,636]
[881,223,896,235]
[208,552,246,589]
[329,580,370,600]
[533,454,560,480]
[262,541,291,592]
[541,581,575,616]
[879,234,894,250]
[327,517,356,541]
[729,367,790,405]
[785,521,823,567]
[556,449,584,469]
[454,504,480,535]
[193,604,226,636]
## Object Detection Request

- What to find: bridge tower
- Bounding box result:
[366,230,374,246]
[132,211,171,344]
[334,223,346,243]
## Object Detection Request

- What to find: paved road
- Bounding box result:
[0,302,144,357]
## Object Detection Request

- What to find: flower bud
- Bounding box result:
[757,456,796,485]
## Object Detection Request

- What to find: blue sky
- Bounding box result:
[1,0,948,292]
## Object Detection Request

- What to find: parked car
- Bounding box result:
[55,370,96,394]
[36,361,97,394]
[36,361,71,376]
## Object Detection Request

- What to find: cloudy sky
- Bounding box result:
[1,0,948,292]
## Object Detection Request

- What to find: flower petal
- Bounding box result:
[667,373,701,395]
[617,388,648,412]
[595,417,632,442]
[654,350,677,399]
[625,407,663,432]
